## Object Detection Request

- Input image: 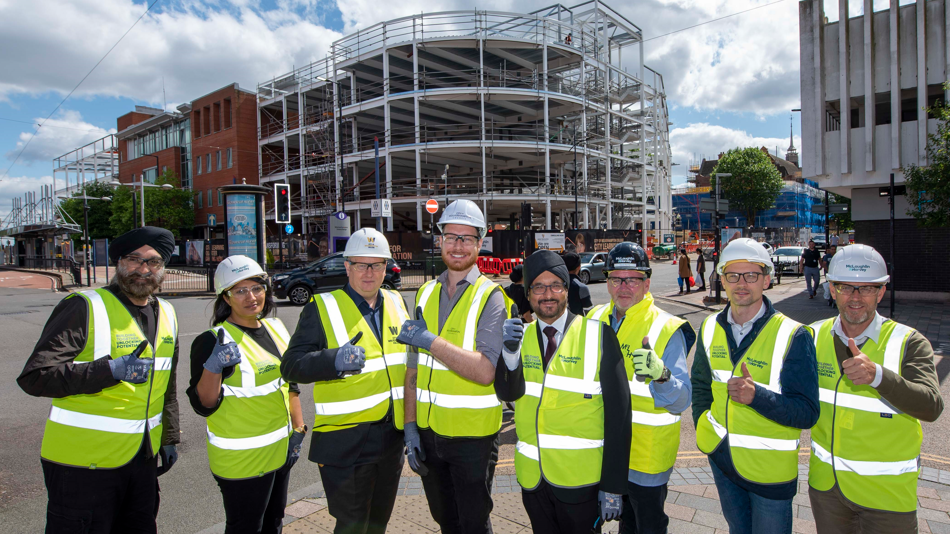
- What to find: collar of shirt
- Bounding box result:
[832,312,886,347]
[343,283,381,314]
[609,305,625,332]
[437,264,481,286]
[536,311,569,352]
[726,300,766,343]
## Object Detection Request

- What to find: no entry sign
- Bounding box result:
[425,199,439,214]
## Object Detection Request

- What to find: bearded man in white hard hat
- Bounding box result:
[806,244,943,533]
[690,237,819,534]
[397,199,512,534]
[281,228,412,534]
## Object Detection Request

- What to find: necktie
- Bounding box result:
[543,326,558,369]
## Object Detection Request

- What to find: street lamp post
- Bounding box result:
[110,179,173,229]
[61,188,112,287]
[713,173,732,303]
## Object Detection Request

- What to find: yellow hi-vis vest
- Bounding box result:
[587,293,694,474]
[41,289,177,469]
[694,311,804,484]
[415,275,511,438]
[807,317,921,512]
[312,289,410,432]
[206,319,292,479]
[514,316,604,490]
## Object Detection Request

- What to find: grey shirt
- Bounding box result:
[435,266,506,367]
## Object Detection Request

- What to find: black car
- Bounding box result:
[271,253,402,305]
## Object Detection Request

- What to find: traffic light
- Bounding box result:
[275,184,291,223]
[521,202,533,229]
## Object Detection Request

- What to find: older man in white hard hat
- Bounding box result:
[690,238,819,534]
[807,244,943,533]
[397,199,512,534]
[281,228,412,534]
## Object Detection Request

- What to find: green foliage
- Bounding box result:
[711,148,784,223]
[265,249,275,269]
[109,170,195,237]
[60,181,114,243]
[830,193,853,231]
[903,84,950,227]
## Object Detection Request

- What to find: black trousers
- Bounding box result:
[619,481,669,534]
[419,429,499,534]
[214,459,294,534]
[318,430,404,534]
[522,480,600,534]
[42,444,159,534]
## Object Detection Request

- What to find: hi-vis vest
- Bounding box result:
[808,318,921,512]
[41,289,177,469]
[588,294,694,474]
[695,311,804,484]
[206,319,292,479]
[312,289,410,432]
[515,316,604,490]
[415,275,511,438]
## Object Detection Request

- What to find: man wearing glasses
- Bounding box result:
[18,226,181,533]
[281,228,412,534]
[691,238,819,534]
[807,244,943,533]
[586,242,695,534]
[396,199,510,534]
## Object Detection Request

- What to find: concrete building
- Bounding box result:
[256,2,672,242]
[799,0,950,292]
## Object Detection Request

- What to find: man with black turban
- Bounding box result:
[18,226,181,533]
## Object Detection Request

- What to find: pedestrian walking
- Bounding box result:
[820,246,836,307]
[495,250,630,533]
[587,242,696,534]
[691,238,819,534]
[696,250,707,291]
[807,245,944,533]
[800,240,822,298]
[280,228,410,534]
[677,248,692,294]
[18,226,180,533]
[504,265,533,322]
[186,255,304,534]
[562,251,593,316]
[398,199,512,534]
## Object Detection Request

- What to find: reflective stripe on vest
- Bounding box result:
[48,407,163,435]
[807,317,921,512]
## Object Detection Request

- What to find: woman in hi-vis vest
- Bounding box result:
[186,255,307,534]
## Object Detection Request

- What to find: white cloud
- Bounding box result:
[670,122,801,168]
[0,175,54,222]
[5,110,116,166]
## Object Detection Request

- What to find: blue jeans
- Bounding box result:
[803,266,821,296]
[709,460,793,534]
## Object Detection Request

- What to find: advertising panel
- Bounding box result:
[226,194,258,262]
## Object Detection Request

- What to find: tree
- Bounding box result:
[60,181,115,243]
[829,193,853,232]
[710,147,784,225]
[110,170,195,237]
[903,84,950,227]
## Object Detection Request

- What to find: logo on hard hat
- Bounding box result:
[366,236,377,248]
[233,265,250,274]
[845,263,871,272]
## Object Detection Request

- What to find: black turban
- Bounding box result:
[509,264,524,283]
[523,250,569,290]
[109,226,176,264]
[562,252,581,271]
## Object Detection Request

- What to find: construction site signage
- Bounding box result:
[535,232,565,252]
[426,199,439,214]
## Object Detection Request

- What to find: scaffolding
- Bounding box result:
[52,134,119,197]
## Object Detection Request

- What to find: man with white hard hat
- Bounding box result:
[397,199,512,534]
[691,237,819,534]
[281,228,412,534]
[807,244,943,533]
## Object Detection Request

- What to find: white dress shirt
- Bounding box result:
[726,301,766,346]
[536,312,569,356]
[832,312,887,387]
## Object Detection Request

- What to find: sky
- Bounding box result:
[0,0,917,221]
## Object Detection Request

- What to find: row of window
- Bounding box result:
[127,121,191,160]
[196,149,233,175]
[195,188,225,210]
[194,98,233,138]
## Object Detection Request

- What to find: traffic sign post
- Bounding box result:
[208,213,217,228]
[425,199,439,280]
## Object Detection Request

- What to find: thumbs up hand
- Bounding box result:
[842,338,877,386]
[632,337,665,382]
[397,306,437,351]
[204,329,242,375]
[110,340,154,384]
[501,304,524,371]
[335,332,366,375]
[727,362,757,405]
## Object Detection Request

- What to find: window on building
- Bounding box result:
[203,106,211,136]
[901,97,918,122]
[206,154,212,174]
[223,98,232,129]
[213,102,221,132]
[218,189,223,206]
[227,148,232,168]
[193,110,201,138]
[216,151,222,171]
[196,191,203,209]
[196,155,202,175]
[875,100,891,125]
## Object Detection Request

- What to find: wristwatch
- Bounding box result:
[294,424,308,434]
[653,367,673,384]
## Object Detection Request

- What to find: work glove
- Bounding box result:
[403,422,428,476]
[335,332,366,376]
[156,445,178,476]
[599,490,622,522]
[287,428,307,468]
[397,307,437,352]
[204,329,242,375]
[502,304,523,371]
[632,337,665,382]
[109,341,153,384]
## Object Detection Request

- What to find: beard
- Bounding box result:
[442,249,478,272]
[533,296,567,323]
[839,305,873,326]
[112,263,164,300]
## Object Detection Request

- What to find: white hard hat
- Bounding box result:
[437,199,487,238]
[343,228,392,259]
[717,237,774,275]
[827,244,889,284]
[215,255,267,295]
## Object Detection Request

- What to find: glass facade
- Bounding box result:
[126,117,192,189]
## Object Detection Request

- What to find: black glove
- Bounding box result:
[157,445,178,477]
[599,490,622,522]
[397,307,437,351]
[108,341,152,384]
[335,332,366,376]
[403,422,428,476]
[287,428,307,468]
[204,329,242,374]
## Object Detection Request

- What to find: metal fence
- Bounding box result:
[158,267,215,294]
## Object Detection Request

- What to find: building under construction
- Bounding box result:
[256,2,672,241]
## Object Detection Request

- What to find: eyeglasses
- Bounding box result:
[347,261,387,273]
[607,276,647,288]
[723,272,762,283]
[529,282,567,295]
[228,284,267,298]
[833,283,883,296]
[442,233,480,247]
[123,255,164,270]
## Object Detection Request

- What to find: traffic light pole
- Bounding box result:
[278,227,284,268]
[714,177,722,304]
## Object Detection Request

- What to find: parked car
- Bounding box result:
[578,252,607,284]
[272,253,402,305]
[810,235,828,250]
[771,246,805,276]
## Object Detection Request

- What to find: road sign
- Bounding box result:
[334,211,347,220]
[207,213,216,227]
[811,203,849,214]
[699,198,730,213]
[381,199,392,217]
[425,199,439,214]
[371,199,382,217]
[663,234,674,244]
[285,224,294,234]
